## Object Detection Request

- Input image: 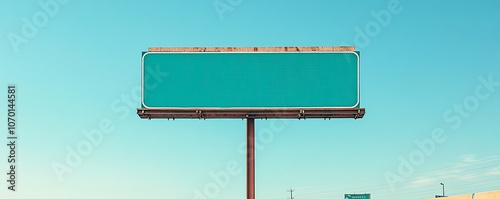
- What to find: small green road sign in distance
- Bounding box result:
[345,193,370,199]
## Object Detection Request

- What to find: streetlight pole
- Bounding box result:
[440,183,445,197]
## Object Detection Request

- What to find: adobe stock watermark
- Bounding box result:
[213,0,243,21]
[193,119,289,199]
[337,0,406,62]
[51,65,169,182]
[7,0,69,53]
[384,74,500,191]
[353,0,403,48]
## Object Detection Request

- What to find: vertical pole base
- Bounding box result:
[247,118,255,199]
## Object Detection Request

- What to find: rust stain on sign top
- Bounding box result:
[148,46,355,52]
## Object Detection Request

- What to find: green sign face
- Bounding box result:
[345,194,370,199]
[141,51,360,109]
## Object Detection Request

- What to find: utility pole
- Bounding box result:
[287,189,295,199]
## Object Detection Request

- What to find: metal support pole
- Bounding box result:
[247,118,255,199]
[442,184,445,197]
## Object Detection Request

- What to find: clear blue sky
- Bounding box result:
[1,0,500,199]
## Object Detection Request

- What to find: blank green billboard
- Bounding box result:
[141,51,360,109]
